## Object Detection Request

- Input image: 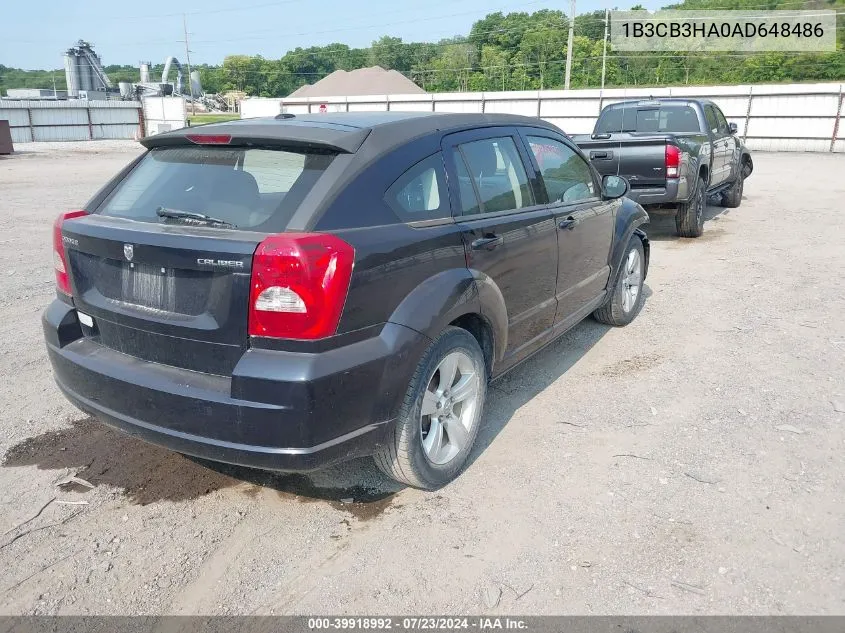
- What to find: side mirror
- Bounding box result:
[602,174,629,200]
[729,122,738,135]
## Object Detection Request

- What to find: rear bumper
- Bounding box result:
[43,300,428,471]
[626,179,680,205]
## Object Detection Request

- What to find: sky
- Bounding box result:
[1,0,661,70]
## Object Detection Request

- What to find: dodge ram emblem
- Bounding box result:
[123,244,134,262]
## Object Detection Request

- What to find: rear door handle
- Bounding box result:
[559,217,578,230]
[471,235,504,250]
[590,150,613,160]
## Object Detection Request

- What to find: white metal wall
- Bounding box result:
[242,82,845,153]
[0,100,143,143]
[141,97,187,136]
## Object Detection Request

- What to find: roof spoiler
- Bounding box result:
[141,124,371,153]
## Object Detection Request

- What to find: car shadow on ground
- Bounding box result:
[1,414,399,518]
[2,289,650,513]
[644,200,731,242]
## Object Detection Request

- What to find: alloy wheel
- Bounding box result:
[419,350,480,465]
[621,248,642,313]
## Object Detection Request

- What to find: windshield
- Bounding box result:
[97,146,336,230]
[595,105,700,135]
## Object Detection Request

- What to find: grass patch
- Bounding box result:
[187,113,240,126]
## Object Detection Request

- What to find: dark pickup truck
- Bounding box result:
[572,98,753,237]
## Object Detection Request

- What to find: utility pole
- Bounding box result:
[564,0,576,90]
[183,14,195,115]
[600,8,609,90]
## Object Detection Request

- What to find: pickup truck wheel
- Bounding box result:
[720,173,744,208]
[676,175,706,238]
[374,326,486,490]
[593,235,645,327]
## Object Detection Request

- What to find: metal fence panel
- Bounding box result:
[751,94,839,116]
[547,117,598,134]
[747,138,832,152]
[707,96,748,118]
[747,116,835,139]
[540,98,600,117]
[433,96,483,113]
[0,107,32,127]
[250,81,845,153]
[93,123,142,139]
[389,101,432,112]
[1,100,141,142]
[484,99,538,116]
[347,101,387,112]
[8,127,32,143]
[89,108,139,125]
[33,125,89,142]
[30,107,88,126]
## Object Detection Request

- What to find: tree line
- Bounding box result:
[2,0,843,98]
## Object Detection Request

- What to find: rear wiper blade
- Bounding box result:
[156,207,237,228]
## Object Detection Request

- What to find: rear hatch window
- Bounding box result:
[97,146,335,231]
[595,105,700,134]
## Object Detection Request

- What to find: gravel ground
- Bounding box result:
[0,140,843,615]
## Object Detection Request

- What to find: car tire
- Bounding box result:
[593,235,646,327]
[675,175,706,238]
[374,326,487,490]
[720,173,744,208]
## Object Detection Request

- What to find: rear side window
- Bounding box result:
[595,105,700,134]
[453,154,481,216]
[705,106,720,135]
[454,137,533,215]
[385,153,448,222]
[714,107,730,134]
[527,136,596,204]
[98,146,335,230]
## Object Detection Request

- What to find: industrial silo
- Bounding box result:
[119,82,133,99]
[140,63,151,84]
[190,70,203,97]
[64,51,80,97]
[76,53,92,92]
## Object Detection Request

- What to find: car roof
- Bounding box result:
[142,111,563,154]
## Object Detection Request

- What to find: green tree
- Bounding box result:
[2,0,843,98]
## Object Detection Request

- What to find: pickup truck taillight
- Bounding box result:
[665,145,680,178]
[53,210,88,296]
[248,233,355,340]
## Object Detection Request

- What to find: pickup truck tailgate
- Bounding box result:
[578,135,667,188]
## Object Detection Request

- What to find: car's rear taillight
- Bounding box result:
[665,145,681,178]
[53,210,88,296]
[248,233,355,340]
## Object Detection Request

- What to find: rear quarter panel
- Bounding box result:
[608,198,650,287]
[313,134,469,336]
[672,134,709,201]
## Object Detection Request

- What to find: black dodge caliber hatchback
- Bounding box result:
[45,112,649,489]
